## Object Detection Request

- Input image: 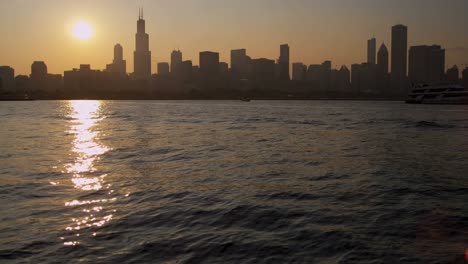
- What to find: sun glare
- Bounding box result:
[72,21,93,41]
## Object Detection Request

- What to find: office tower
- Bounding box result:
[446,65,459,82]
[377,43,389,74]
[292,63,307,81]
[463,67,468,88]
[391,25,408,80]
[133,9,151,80]
[219,62,229,74]
[409,45,445,84]
[368,38,376,64]
[278,44,290,80]
[252,58,276,81]
[0,66,15,91]
[171,49,183,74]
[107,44,127,74]
[181,61,193,81]
[157,63,170,76]
[231,49,249,78]
[199,51,220,76]
[31,61,47,78]
[338,66,351,91]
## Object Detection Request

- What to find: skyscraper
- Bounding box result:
[157,63,170,76]
[278,44,290,80]
[391,24,408,80]
[368,38,376,64]
[377,43,389,74]
[199,51,220,76]
[408,45,445,84]
[171,50,183,75]
[0,66,15,91]
[292,63,306,81]
[446,65,459,82]
[231,49,249,78]
[107,44,126,74]
[133,9,151,80]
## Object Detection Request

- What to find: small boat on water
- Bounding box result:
[406,83,468,104]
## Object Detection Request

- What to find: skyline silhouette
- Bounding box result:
[1,0,467,75]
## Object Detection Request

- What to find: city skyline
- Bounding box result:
[1,0,467,75]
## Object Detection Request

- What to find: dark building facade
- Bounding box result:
[391,25,408,81]
[368,38,376,64]
[171,50,183,75]
[133,9,151,80]
[463,67,468,88]
[0,66,15,91]
[157,63,170,76]
[231,49,249,79]
[251,58,276,81]
[107,44,127,74]
[446,65,459,82]
[278,44,290,80]
[377,43,389,74]
[292,63,306,81]
[199,51,220,77]
[409,45,445,84]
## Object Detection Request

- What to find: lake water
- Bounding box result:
[1,100,468,263]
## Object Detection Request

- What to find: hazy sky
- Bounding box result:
[1,0,467,75]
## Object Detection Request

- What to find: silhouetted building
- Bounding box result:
[31,61,47,79]
[106,44,126,74]
[181,61,193,81]
[377,43,389,74]
[157,63,170,76]
[278,44,290,80]
[0,66,15,91]
[368,38,376,64]
[14,75,30,93]
[352,63,378,94]
[64,64,111,95]
[252,58,275,81]
[292,63,307,81]
[463,67,468,88]
[133,9,151,80]
[331,66,351,92]
[391,25,408,80]
[409,45,445,84]
[306,61,331,91]
[171,49,183,75]
[231,49,249,79]
[199,51,220,77]
[446,65,459,82]
[219,62,229,74]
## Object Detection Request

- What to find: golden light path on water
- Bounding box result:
[61,101,116,246]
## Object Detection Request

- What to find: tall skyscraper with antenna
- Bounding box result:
[133,8,151,80]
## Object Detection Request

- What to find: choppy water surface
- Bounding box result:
[1,100,468,263]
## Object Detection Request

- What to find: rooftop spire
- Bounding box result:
[139,8,144,19]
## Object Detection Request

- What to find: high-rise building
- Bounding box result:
[180,61,193,81]
[199,51,220,76]
[219,62,229,74]
[391,24,408,80]
[231,49,249,78]
[171,50,183,75]
[368,38,376,64]
[31,61,47,79]
[292,63,306,81]
[446,65,459,82]
[377,43,389,74]
[106,44,127,74]
[133,9,151,80]
[409,45,445,84]
[157,63,170,76]
[463,67,468,88]
[252,58,276,81]
[0,66,15,91]
[278,44,290,80]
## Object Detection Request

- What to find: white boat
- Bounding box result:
[406,83,468,104]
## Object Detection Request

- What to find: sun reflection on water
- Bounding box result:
[61,101,115,246]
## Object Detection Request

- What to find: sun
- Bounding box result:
[72,21,94,41]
